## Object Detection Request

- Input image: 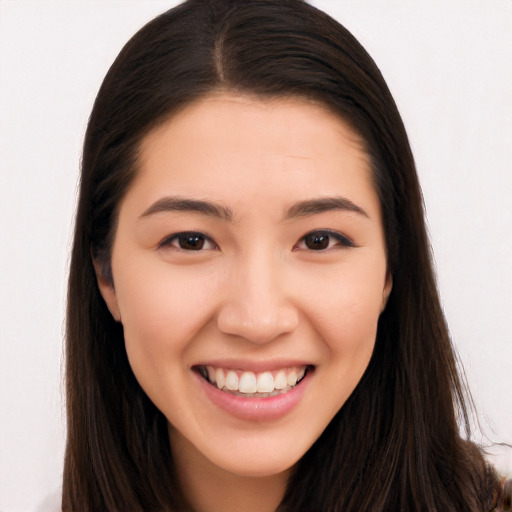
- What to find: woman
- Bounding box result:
[63,0,509,510]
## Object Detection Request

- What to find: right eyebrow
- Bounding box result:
[139,196,233,221]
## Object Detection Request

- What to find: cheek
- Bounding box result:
[301,257,386,356]
[114,260,220,369]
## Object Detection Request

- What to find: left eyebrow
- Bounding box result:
[284,196,369,220]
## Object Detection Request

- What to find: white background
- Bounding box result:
[0,1,510,510]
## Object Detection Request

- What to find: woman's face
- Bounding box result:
[97,93,391,479]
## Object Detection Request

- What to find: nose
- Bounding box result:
[216,254,299,344]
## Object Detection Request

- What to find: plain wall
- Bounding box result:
[0,1,510,510]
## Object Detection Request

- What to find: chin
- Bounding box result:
[204,438,308,479]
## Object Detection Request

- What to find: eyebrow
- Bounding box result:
[284,196,369,220]
[139,195,368,222]
[139,197,233,221]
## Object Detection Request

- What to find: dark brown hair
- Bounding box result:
[63,1,499,510]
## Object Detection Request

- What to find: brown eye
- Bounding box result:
[297,230,355,251]
[159,232,217,251]
[178,234,205,250]
[304,233,330,250]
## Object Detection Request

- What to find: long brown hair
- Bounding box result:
[63,1,499,510]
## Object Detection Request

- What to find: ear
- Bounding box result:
[93,259,122,322]
[381,271,393,312]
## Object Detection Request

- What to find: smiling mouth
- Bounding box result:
[195,365,312,398]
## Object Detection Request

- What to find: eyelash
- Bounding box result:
[158,229,355,252]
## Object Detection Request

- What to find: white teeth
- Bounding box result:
[215,368,225,389]
[203,365,309,394]
[274,370,287,390]
[225,370,239,391]
[239,372,257,393]
[256,371,274,393]
[287,370,298,387]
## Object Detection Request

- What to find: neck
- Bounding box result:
[169,428,290,512]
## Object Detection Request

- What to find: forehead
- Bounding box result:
[140,92,368,164]
[126,92,378,220]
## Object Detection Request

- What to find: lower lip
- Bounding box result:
[195,370,311,422]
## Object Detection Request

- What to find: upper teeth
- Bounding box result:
[201,366,307,395]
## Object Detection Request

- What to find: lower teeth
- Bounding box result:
[224,387,292,398]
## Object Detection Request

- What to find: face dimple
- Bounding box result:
[99,92,391,482]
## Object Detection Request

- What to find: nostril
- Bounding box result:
[216,270,299,343]
[216,308,299,344]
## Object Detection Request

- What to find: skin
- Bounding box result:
[97,92,392,512]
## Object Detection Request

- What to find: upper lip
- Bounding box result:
[192,359,314,372]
